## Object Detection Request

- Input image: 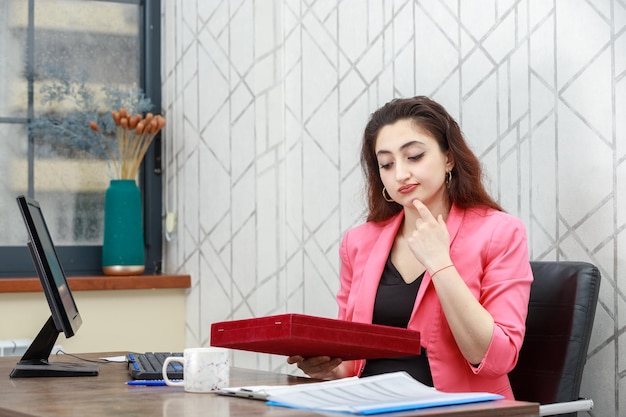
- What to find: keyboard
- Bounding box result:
[127,352,184,380]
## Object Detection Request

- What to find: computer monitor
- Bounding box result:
[10,195,99,378]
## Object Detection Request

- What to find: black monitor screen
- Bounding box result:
[10,195,98,378]
[20,196,81,336]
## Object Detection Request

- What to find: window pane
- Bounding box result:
[33,0,140,113]
[0,124,28,245]
[0,0,28,119]
[32,161,109,245]
[30,0,140,247]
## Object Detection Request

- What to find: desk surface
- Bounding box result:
[0,352,539,417]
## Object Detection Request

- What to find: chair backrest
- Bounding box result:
[509,261,601,415]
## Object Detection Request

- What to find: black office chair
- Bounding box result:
[509,261,601,416]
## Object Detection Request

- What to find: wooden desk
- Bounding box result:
[0,353,539,417]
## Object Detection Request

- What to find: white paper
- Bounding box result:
[265,372,503,415]
[219,377,360,400]
[100,355,127,363]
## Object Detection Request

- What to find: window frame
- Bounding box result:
[0,0,162,278]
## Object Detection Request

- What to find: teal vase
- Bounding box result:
[102,179,145,275]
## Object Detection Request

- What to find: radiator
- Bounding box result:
[0,339,32,357]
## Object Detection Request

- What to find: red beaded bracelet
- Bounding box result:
[430,264,455,278]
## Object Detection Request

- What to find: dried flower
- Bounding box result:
[90,108,165,180]
[30,74,158,169]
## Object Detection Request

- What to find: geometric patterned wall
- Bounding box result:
[162,1,625,415]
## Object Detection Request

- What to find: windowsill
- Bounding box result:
[0,274,191,293]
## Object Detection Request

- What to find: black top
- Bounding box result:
[361,255,433,386]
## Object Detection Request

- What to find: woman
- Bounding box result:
[287,96,533,400]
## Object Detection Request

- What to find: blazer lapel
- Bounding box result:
[352,213,403,322]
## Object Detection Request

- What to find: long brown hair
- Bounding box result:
[361,96,503,222]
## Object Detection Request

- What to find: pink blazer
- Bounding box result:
[337,205,533,399]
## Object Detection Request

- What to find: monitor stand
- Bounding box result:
[10,316,99,378]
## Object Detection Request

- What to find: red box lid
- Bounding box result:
[210,313,420,360]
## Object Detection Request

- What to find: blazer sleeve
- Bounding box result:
[469,215,533,377]
[337,230,353,321]
[336,230,364,377]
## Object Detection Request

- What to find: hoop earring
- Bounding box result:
[445,171,452,185]
[382,187,394,203]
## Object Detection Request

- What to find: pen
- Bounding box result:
[127,380,181,386]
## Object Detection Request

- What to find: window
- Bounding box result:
[0,0,162,277]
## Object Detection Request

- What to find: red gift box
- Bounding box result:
[210,313,421,360]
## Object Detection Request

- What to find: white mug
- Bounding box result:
[162,347,229,393]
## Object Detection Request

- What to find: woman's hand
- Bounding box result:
[406,199,452,271]
[286,355,342,379]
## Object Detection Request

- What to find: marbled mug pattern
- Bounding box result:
[163,347,229,393]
